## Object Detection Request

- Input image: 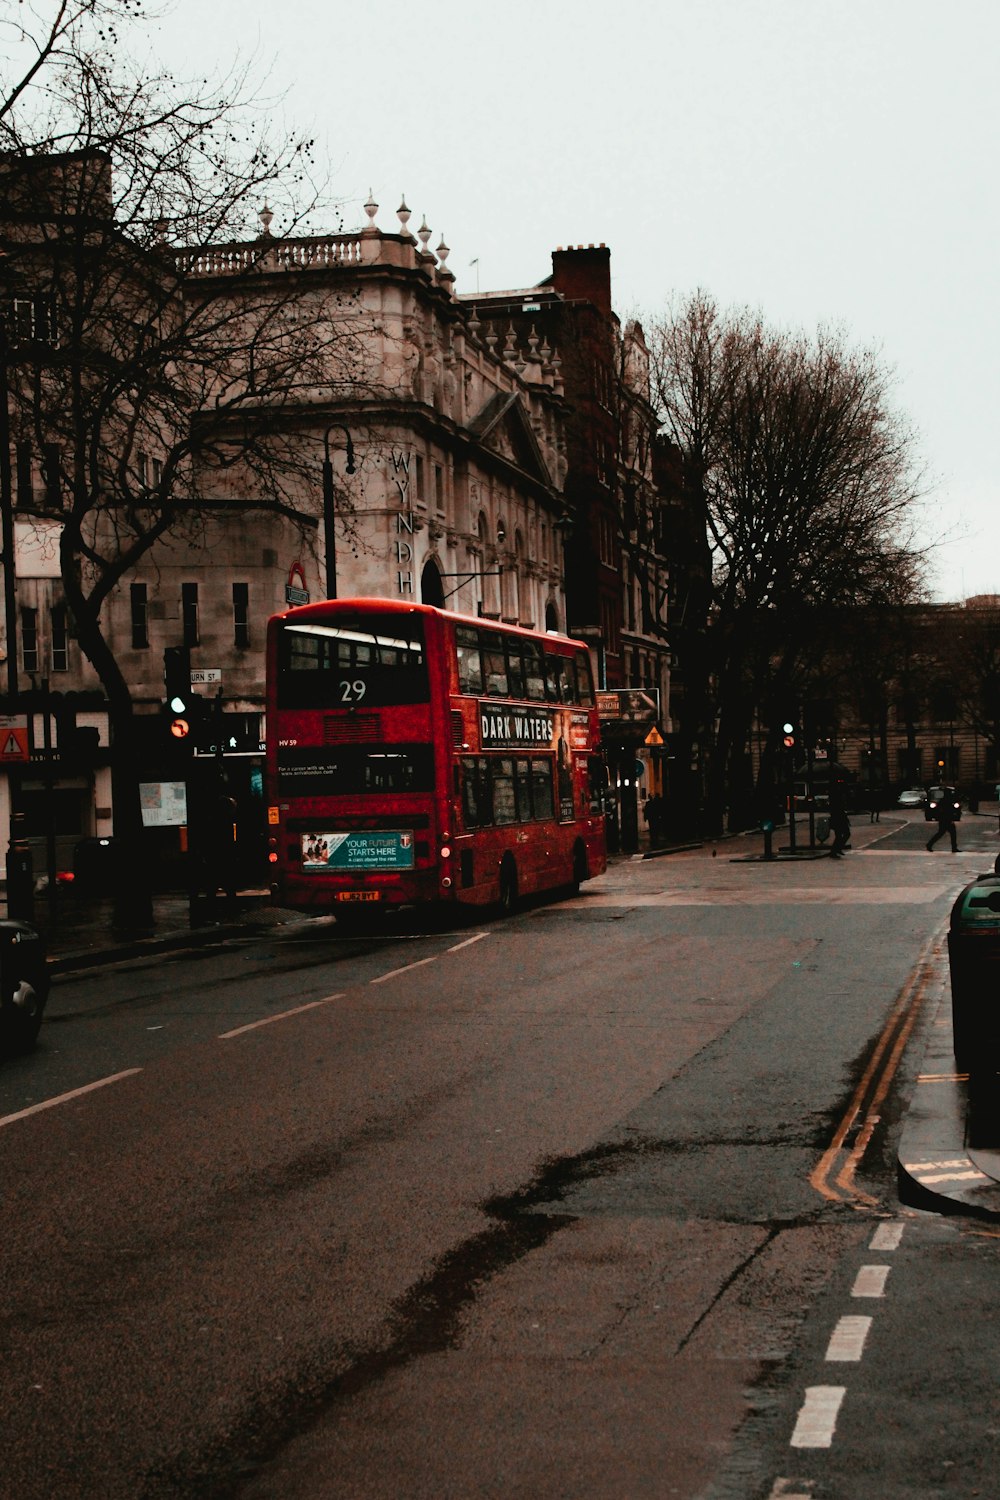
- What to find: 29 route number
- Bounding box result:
[339,679,367,703]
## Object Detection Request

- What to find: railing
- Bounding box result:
[181,235,366,277]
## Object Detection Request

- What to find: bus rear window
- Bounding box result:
[277,616,428,708]
[277,744,435,795]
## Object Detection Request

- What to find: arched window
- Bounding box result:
[545,600,560,633]
[421,557,444,607]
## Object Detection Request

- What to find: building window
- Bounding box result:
[16,443,32,506]
[42,444,61,508]
[233,582,249,649]
[21,607,38,673]
[182,582,199,647]
[131,583,148,649]
[51,604,69,672]
[434,463,445,512]
[415,454,425,503]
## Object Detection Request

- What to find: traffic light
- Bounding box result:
[163,646,192,747]
[781,719,796,750]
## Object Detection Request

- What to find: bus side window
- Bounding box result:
[456,627,484,695]
[588,755,608,815]
[531,758,554,819]
[515,758,532,821]
[481,634,508,697]
[492,757,517,824]
[462,757,491,828]
[506,642,526,700]
[575,656,594,705]
[523,642,546,701]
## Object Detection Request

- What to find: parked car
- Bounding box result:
[925,785,962,823]
[897,786,927,808]
[0,920,50,1055]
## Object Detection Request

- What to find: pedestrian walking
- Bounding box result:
[828,762,852,858]
[642,792,664,848]
[927,791,960,853]
[869,788,882,824]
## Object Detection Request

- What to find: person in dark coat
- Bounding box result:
[926,791,960,853]
[828,763,852,858]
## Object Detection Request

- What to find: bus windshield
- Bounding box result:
[276,615,428,709]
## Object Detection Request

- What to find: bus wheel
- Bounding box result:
[570,841,589,894]
[498,857,518,917]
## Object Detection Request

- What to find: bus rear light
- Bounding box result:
[441,875,452,889]
[440,845,451,859]
[268,851,278,864]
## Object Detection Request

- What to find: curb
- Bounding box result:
[897,981,1000,1220]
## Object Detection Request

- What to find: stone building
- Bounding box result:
[462,245,674,849]
[1,174,570,883]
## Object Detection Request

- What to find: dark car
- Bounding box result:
[925,785,962,823]
[0,919,50,1054]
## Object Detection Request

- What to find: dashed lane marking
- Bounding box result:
[825,1315,873,1362]
[852,1264,891,1298]
[0,1068,142,1129]
[870,1222,905,1251]
[789,1386,846,1448]
[219,993,346,1039]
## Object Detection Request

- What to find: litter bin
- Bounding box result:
[947,873,1000,1070]
[0,919,50,1054]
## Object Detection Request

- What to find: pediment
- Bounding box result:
[468,392,552,487]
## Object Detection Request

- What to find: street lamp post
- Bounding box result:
[322,424,355,600]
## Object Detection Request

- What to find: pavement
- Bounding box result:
[11,830,1000,1224]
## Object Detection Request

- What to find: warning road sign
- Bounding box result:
[0,717,29,762]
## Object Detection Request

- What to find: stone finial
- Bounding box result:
[436,237,450,267]
[485,321,498,352]
[466,305,481,337]
[417,217,432,253]
[527,325,540,359]
[259,204,274,237]
[503,323,518,362]
[397,196,414,240]
[363,190,379,234]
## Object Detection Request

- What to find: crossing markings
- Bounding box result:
[870,1222,904,1251]
[903,1157,988,1186]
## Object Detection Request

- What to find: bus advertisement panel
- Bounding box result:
[266,598,606,918]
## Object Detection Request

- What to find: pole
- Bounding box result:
[0,324,17,699]
[322,441,336,600]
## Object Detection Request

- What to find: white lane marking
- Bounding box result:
[906,1157,976,1171]
[768,1482,815,1498]
[790,1386,846,1448]
[852,1265,890,1298]
[914,1168,987,1185]
[0,1068,142,1129]
[446,932,490,953]
[371,933,490,983]
[219,993,346,1039]
[870,1222,905,1251]
[370,956,439,985]
[825,1315,872,1362]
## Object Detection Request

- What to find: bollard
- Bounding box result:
[5,813,34,922]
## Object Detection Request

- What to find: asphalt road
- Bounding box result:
[2,809,999,1499]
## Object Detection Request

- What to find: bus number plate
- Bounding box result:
[335,891,382,903]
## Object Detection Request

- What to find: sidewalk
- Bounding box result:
[18,885,275,974]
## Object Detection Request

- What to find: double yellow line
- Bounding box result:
[809,936,942,1206]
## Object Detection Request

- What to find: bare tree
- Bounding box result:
[0,2,362,928]
[646,291,927,830]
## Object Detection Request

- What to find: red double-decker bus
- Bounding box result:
[265,597,607,918]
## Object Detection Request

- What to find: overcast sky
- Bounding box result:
[150,0,998,603]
